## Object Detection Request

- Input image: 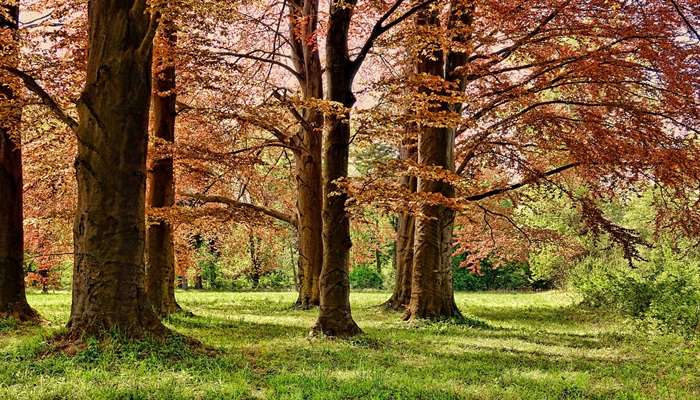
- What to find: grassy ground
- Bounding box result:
[1,291,699,399]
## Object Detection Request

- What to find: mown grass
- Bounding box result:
[1,290,699,399]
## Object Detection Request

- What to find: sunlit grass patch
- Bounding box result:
[1,290,698,399]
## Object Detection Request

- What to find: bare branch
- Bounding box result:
[351,0,437,74]
[215,51,303,80]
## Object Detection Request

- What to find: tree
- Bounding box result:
[383,133,417,311]
[145,12,181,317]
[68,0,166,338]
[311,0,440,336]
[0,0,40,322]
[347,0,699,321]
[288,0,324,309]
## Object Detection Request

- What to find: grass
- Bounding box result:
[1,290,699,399]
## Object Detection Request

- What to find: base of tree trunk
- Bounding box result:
[310,313,362,338]
[50,329,201,357]
[154,300,183,318]
[402,298,463,322]
[380,295,409,312]
[65,308,170,343]
[0,301,40,323]
[294,296,320,310]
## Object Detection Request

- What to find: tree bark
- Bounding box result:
[383,139,416,311]
[289,0,324,309]
[0,1,40,322]
[145,15,180,317]
[311,0,361,337]
[404,2,473,321]
[248,233,262,289]
[68,0,166,339]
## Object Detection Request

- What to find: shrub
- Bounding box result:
[349,265,384,289]
[258,270,294,289]
[570,241,700,336]
[452,266,487,291]
[230,277,252,291]
[451,255,554,291]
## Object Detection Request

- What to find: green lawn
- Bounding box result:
[1,291,698,399]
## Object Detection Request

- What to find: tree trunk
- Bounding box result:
[0,0,40,322]
[194,275,203,289]
[293,140,322,307]
[404,7,464,321]
[290,0,323,309]
[311,0,361,337]
[383,139,416,311]
[68,0,166,339]
[145,15,180,317]
[248,233,262,289]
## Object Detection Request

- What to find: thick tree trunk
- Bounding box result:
[405,126,462,320]
[145,16,180,317]
[0,1,40,322]
[311,0,361,337]
[68,0,166,339]
[383,140,416,311]
[290,0,323,309]
[404,7,464,321]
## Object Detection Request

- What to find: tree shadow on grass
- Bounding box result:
[0,307,663,400]
[466,303,609,328]
[166,312,309,342]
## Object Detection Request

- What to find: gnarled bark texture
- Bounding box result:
[311,0,361,337]
[69,0,166,338]
[289,0,324,309]
[404,1,473,321]
[0,1,40,322]
[383,139,416,311]
[145,16,181,317]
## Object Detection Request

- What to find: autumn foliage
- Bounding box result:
[0,0,698,339]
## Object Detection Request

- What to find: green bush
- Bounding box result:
[349,265,384,289]
[258,270,294,289]
[451,256,554,291]
[571,242,700,336]
[230,277,252,291]
[452,266,487,291]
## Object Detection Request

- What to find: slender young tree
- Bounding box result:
[311,0,363,337]
[146,14,181,317]
[313,0,435,336]
[0,0,40,322]
[68,0,166,338]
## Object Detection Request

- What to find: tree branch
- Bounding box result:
[351,0,437,74]
[180,192,298,228]
[464,162,579,201]
[1,66,78,131]
[669,0,700,41]
[215,51,303,80]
